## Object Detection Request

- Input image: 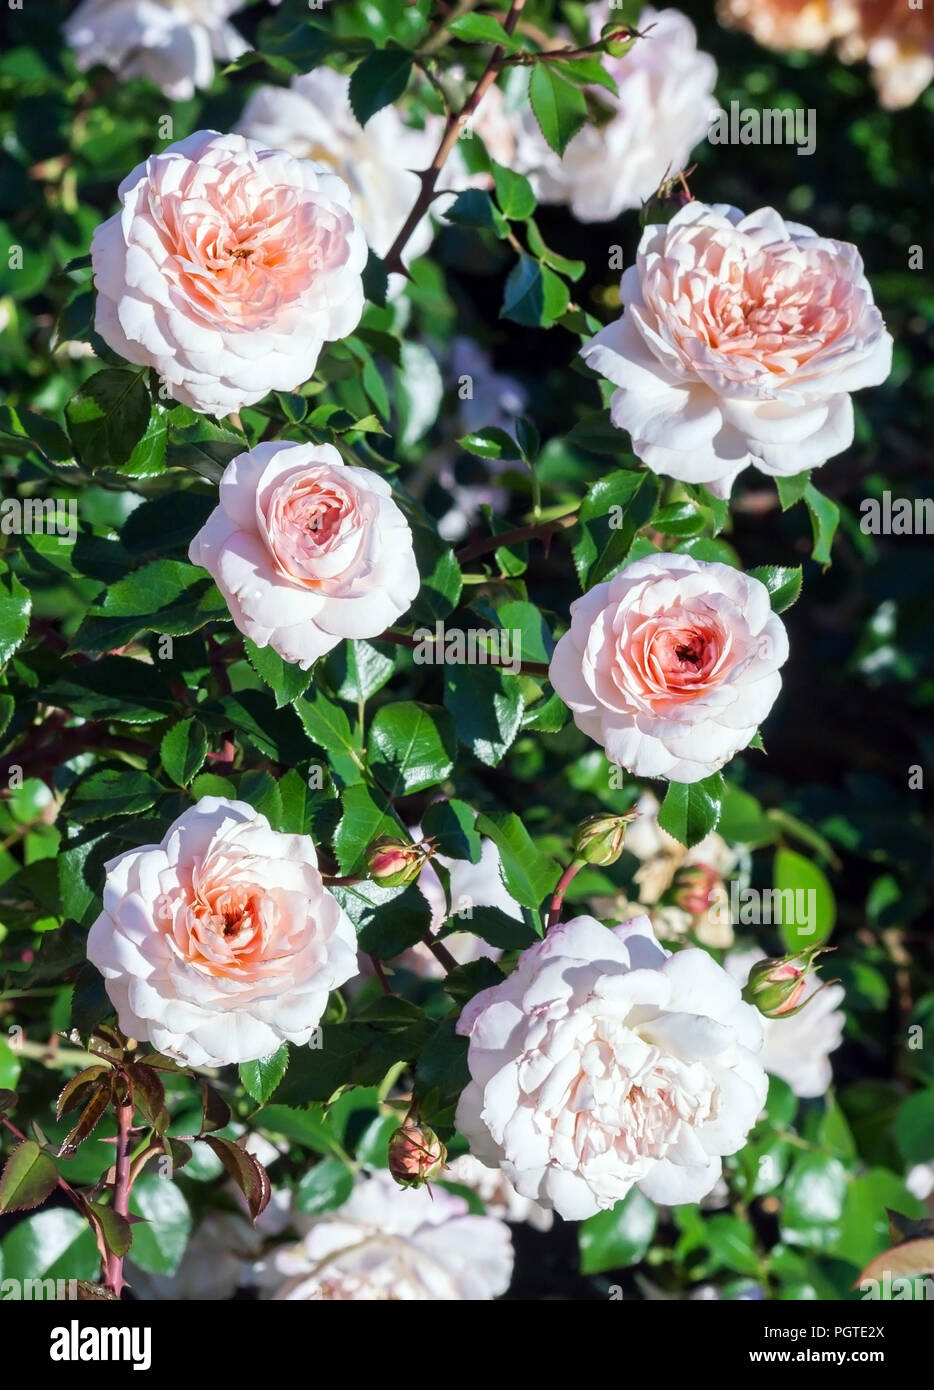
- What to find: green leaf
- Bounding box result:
[0,1140,59,1213]
[500,254,569,327]
[362,249,389,307]
[572,470,660,587]
[325,639,395,704]
[776,470,811,510]
[804,482,840,565]
[75,559,227,651]
[448,12,518,46]
[0,1208,98,1285]
[406,523,462,625]
[127,1173,192,1275]
[443,905,536,950]
[748,565,803,614]
[333,782,404,874]
[335,879,432,958]
[0,565,31,665]
[349,48,413,126]
[458,427,517,460]
[421,799,481,861]
[238,769,283,827]
[66,767,164,823]
[160,718,207,787]
[476,811,560,913]
[774,847,836,949]
[779,1153,848,1252]
[529,63,588,154]
[895,1089,934,1164]
[525,218,585,279]
[369,701,455,795]
[444,663,523,767]
[65,368,150,470]
[444,189,509,238]
[657,773,725,849]
[717,786,776,847]
[295,687,364,784]
[491,160,536,220]
[244,638,310,708]
[239,1043,290,1106]
[295,1158,354,1215]
[0,1036,21,1091]
[579,1189,658,1274]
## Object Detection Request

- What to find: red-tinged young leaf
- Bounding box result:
[57,1064,111,1120]
[59,1080,113,1159]
[126,1064,167,1131]
[200,1081,232,1135]
[0,1089,18,1114]
[85,1199,133,1258]
[0,1140,60,1212]
[201,1135,271,1221]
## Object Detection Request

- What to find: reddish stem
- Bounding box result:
[421,935,460,973]
[546,859,585,931]
[455,512,578,564]
[369,956,395,996]
[104,1097,133,1299]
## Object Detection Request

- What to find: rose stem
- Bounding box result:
[369,956,395,996]
[455,512,578,564]
[104,1095,134,1298]
[421,935,460,973]
[383,0,528,275]
[546,859,586,931]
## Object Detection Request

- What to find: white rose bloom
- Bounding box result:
[65,0,249,101]
[512,8,718,222]
[456,914,767,1220]
[266,1169,514,1300]
[87,796,359,1067]
[725,948,845,1099]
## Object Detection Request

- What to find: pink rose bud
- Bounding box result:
[571,811,638,867]
[387,1118,447,1189]
[743,946,834,1019]
[666,862,722,917]
[366,837,433,888]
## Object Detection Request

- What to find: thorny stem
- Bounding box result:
[546,858,586,931]
[104,1094,134,1298]
[455,511,578,563]
[383,0,529,275]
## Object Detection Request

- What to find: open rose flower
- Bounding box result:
[513,8,717,222]
[65,0,249,100]
[236,67,450,271]
[581,202,892,497]
[87,797,358,1067]
[456,914,767,1220]
[549,553,788,783]
[189,441,420,670]
[266,1169,514,1300]
[91,131,366,416]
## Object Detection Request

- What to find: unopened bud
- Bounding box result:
[743,946,835,1020]
[366,836,432,888]
[665,862,722,917]
[600,23,635,57]
[387,1117,446,1189]
[571,811,638,866]
[641,169,694,228]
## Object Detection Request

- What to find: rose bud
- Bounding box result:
[571,812,638,867]
[665,862,722,917]
[743,946,835,1019]
[366,836,433,888]
[387,1118,447,1189]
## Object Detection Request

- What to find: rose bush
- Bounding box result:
[0,0,930,1311]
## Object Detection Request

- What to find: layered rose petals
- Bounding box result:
[87,797,359,1067]
[189,440,420,670]
[91,131,367,415]
[455,915,767,1220]
[549,552,788,782]
[581,202,892,497]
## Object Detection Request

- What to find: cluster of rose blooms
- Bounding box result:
[55,0,900,1260]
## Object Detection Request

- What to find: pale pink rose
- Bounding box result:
[236,68,445,268]
[91,131,366,416]
[725,948,845,1098]
[581,202,892,497]
[65,0,249,101]
[455,914,767,1219]
[266,1169,513,1300]
[87,797,358,1067]
[189,441,419,670]
[549,553,788,783]
[514,8,717,222]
